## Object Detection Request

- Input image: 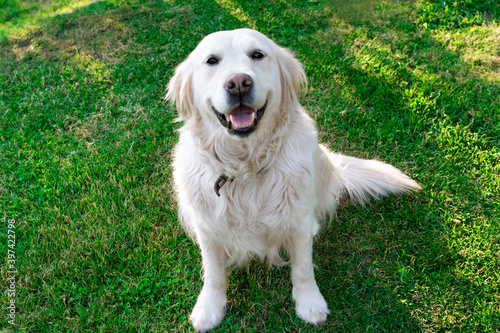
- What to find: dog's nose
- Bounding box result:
[225,73,253,95]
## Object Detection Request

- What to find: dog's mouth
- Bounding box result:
[212,102,267,137]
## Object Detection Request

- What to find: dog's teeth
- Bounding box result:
[229,115,234,124]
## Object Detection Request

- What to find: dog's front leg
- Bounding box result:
[289,222,330,325]
[190,233,228,333]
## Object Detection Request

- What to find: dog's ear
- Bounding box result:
[166,60,195,121]
[275,46,307,106]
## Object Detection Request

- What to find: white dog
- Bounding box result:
[167,28,421,332]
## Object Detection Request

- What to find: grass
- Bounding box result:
[0,0,499,331]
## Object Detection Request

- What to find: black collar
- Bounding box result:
[213,167,266,197]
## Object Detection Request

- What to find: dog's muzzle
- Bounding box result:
[212,101,267,137]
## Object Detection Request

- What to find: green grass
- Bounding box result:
[1,0,499,331]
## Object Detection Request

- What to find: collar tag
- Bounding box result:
[214,175,233,197]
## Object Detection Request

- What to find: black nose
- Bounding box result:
[224,73,253,96]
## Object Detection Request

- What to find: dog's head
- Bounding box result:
[167,29,306,138]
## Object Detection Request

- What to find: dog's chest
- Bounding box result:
[211,168,312,232]
[206,171,313,265]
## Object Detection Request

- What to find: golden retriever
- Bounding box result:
[167,28,420,332]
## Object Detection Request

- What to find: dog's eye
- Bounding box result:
[206,57,219,65]
[251,51,265,60]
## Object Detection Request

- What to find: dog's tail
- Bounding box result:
[317,145,421,210]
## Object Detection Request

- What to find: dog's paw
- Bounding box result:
[190,287,227,333]
[293,287,330,325]
[190,306,225,333]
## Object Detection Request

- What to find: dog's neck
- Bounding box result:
[189,105,295,182]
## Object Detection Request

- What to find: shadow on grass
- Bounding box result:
[1,0,498,331]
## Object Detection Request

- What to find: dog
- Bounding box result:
[166,28,421,332]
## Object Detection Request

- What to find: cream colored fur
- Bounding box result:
[167,28,421,332]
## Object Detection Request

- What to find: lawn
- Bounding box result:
[1,0,499,331]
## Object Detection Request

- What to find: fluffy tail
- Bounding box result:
[318,145,421,207]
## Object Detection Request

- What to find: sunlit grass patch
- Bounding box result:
[433,23,500,81]
[415,0,500,30]
[0,0,96,40]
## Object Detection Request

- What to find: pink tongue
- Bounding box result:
[225,106,255,126]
